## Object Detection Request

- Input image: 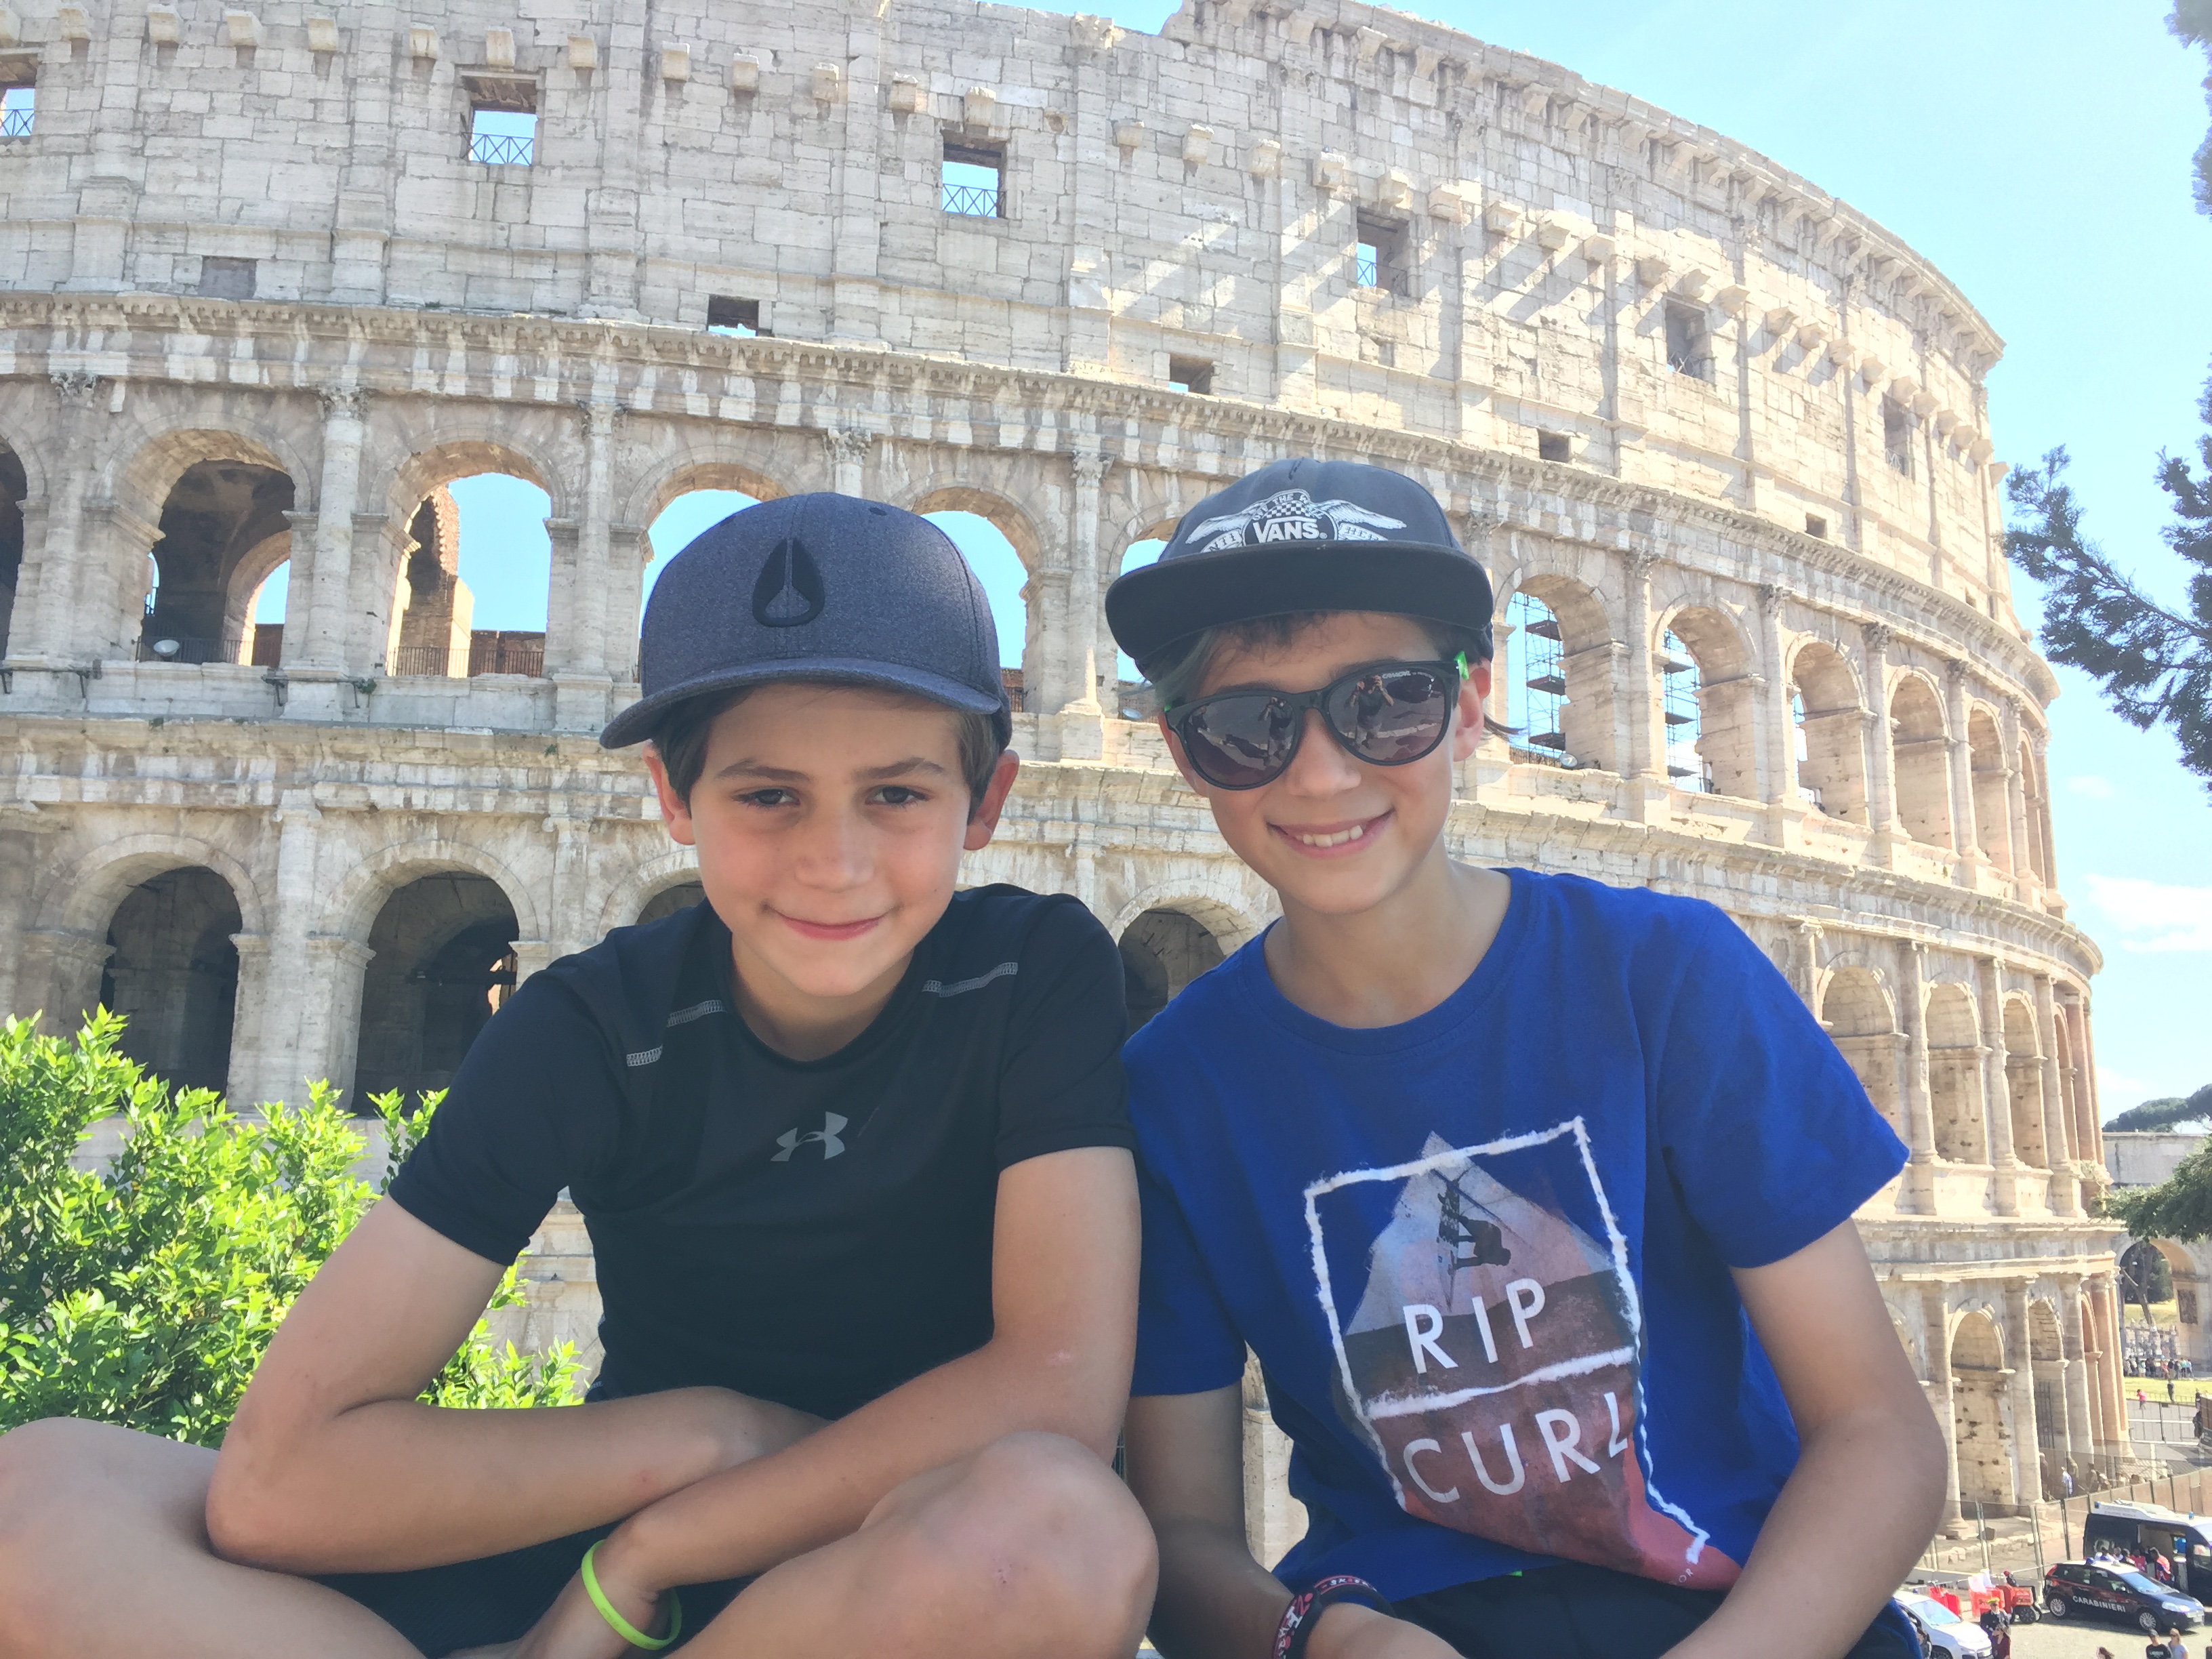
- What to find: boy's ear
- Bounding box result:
[1449,658,1494,764]
[962,749,1023,851]
[643,744,697,847]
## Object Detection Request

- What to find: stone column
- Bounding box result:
[1899,941,1938,1211]
[2034,975,2078,1213]
[2030,727,2057,892]
[240,790,347,1107]
[1757,584,1793,825]
[2003,698,2032,888]
[1925,1284,1964,1530]
[2002,1281,2043,1503]
[2078,998,2106,1168]
[1944,660,1977,867]
[1061,452,1109,716]
[548,402,619,683]
[604,523,647,683]
[298,388,369,674]
[823,428,873,497]
[583,16,644,317]
[225,932,273,1109]
[1620,550,1664,818]
[13,373,103,665]
[2060,1280,2096,1480]
[1861,623,1900,848]
[1979,956,2018,1214]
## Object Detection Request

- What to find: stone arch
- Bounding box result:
[1925,981,1986,1164]
[1118,908,1227,1031]
[352,870,524,1105]
[219,529,297,664]
[1787,638,1869,824]
[619,455,792,535]
[598,848,706,935]
[637,882,707,926]
[100,866,245,1097]
[2020,741,2053,885]
[43,832,270,940]
[1107,883,1264,956]
[901,482,1046,574]
[104,417,314,525]
[323,838,543,949]
[1818,964,1902,1136]
[1498,568,1617,772]
[1948,1306,2013,1509]
[1888,671,1954,851]
[1967,703,2011,871]
[2002,994,2049,1168]
[1654,601,1756,800]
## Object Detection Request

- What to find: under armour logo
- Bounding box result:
[752,536,825,628]
[772,1112,847,1162]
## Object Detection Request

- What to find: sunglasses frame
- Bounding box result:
[1163,653,1469,791]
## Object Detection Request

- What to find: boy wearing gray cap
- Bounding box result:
[1107,459,1942,1659]
[0,495,1153,1659]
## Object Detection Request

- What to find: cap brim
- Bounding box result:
[1105,541,1494,674]
[600,658,1010,750]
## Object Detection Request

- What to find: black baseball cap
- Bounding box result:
[1105,459,1494,677]
[600,493,1010,750]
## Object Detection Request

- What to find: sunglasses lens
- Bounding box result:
[1179,694,1298,788]
[1325,667,1454,764]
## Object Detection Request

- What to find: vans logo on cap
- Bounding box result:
[752,537,825,628]
[1185,488,1407,553]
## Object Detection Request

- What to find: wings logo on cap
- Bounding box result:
[1185,488,1408,553]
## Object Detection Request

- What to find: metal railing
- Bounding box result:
[941,181,1000,218]
[469,634,544,676]
[1,107,31,140]
[470,131,533,166]
[388,644,458,677]
[136,634,245,665]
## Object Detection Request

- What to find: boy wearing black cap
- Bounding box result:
[1107,460,1943,1659]
[0,496,1154,1659]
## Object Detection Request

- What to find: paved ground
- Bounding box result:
[2010,1614,2203,1656]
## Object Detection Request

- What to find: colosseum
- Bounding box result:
[0,0,2134,1546]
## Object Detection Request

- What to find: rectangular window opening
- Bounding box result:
[1354,213,1409,297]
[1805,513,1828,539]
[941,141,1003,218]
[1664,300,1712,382]
[197,256,258,300]
[1536,430,1572,464]
[1883,398,1915,477]
[469,105,537,167]
[1168,356,1214,395]
[705,295,766,337]
[0,84,33,140]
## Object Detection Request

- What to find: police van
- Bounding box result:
[2083,1500,2212,1597]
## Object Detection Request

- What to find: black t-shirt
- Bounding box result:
[388,885,1134,1419]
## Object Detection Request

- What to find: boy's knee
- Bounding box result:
[939,1433,1157,1627]
[0,1420,119,1645]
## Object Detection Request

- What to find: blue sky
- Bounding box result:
[289,0,2210,1115]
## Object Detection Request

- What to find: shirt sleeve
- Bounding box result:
[1131,1149,1248,1395]
[385,971,626,1266]
[1652,905,1909,1269]
[991,898,1136,1168]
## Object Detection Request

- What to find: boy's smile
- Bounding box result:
[647,682,1019,1060]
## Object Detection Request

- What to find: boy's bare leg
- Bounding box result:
[0,1419,419,1659]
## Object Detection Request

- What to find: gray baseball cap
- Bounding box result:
[599,493,1011,750]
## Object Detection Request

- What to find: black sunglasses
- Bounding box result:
[1164,655,1467,790]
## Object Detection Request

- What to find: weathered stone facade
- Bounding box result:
[0,0,2132,1546]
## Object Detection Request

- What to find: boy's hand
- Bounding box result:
[512,1536,676,1659]
[1304,1603,1461,1659]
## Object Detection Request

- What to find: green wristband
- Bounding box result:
[581,1540,684,1651]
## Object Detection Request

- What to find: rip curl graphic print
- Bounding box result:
[1306,1120,1740,1590]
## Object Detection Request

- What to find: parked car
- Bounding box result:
[2044,1559,2206,1632]
[1893,1591,1992,1658]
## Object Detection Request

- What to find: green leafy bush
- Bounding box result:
[0,1012,579,1444]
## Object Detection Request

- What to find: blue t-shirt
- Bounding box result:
[1128,869,1908,1602]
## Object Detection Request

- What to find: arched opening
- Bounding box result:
[2055,1004,2092,1166]
[924,510,1027,708]
[1819,966,1902,1138]
[352,874,520,1103]
[0,441,24,659]
[2029,1298,2066,1488]
[2002,998,2048,1168]
[1118,908,1226,1031]
[388,472,552,678]
[241,557,289,667]
[2146,1241,2204,1378]
[1889,676,1954,850]
[140,459,296,665]
[98,866,243,1094]
[1502,590,1570,764]
[1117,534,1170,700]
[1950,1310,2013,1509]
[1925,983,1986,1164]
[636,881,705,926]
[2020,745,2052,885]
[1660,609,1755,800]
[1789,642,1868,823]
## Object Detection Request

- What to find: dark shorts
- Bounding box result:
[1394,1561,1921,1659]
[313,1526,752,1658]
